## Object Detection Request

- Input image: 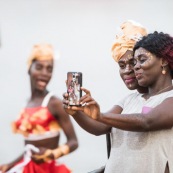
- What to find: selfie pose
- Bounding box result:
[65,31,173,173]
[0,44,78,173]
[63,20,148,172]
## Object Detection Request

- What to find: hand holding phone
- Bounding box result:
[67,72,82,106]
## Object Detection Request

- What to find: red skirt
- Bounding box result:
[14,159,71,173]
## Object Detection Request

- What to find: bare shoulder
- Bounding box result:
[161,97,173,104]
[47,95,65,116]
[153,96,173,113]
[49,95,62,106]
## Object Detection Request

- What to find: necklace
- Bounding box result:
[143,85,173,100]
[155,85,173,95]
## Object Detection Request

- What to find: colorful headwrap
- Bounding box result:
[111,20,147,62]
[27,43,54,68]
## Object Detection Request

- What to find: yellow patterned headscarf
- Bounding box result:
[111,20,147,62]
[27,43,54,68]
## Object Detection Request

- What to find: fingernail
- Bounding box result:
[82,103,86,106]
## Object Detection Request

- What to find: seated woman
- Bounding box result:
[0,43,78,173]
[67,31,173,173]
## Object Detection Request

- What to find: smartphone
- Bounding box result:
[67,72,82,106]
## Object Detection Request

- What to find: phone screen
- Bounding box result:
[67,72,82,106]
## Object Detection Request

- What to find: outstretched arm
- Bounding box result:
[63,88,123,135]
[69,88,173,132]
[72,110,111,136]
[94,97,173,132]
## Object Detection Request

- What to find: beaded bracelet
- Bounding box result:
[34,144,70,162]
[52,144,70,159]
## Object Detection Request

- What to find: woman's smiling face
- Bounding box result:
[29,59,54,91]
[134,47,162,87]
[118,50,139,90]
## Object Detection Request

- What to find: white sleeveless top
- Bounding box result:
[41,92,54,107]
[105,90,173,173]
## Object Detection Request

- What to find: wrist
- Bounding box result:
[72,111,78,117]
[98,113,104,122]
[43,149,54,162]
[52,144,70,159]
[60,144,70,155]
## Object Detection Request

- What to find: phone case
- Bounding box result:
[67,72,82,106]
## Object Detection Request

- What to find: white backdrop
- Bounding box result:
[0,0,173,172]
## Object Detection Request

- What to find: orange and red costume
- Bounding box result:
[9,93,71,173]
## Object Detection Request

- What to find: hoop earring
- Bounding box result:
[162,66,166,75]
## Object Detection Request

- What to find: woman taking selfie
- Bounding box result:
[64,31,173,173]
[63,20,148,172]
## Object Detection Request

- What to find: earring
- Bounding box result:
[162,66,166,75]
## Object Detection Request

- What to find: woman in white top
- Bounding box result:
[63,20,148,172]
[64,31,173,173]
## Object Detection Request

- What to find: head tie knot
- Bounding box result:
[112,20,147,62]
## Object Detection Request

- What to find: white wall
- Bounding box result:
[0,0,173,172]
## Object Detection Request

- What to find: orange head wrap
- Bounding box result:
[27,43,54,68]
[111,20,147,62]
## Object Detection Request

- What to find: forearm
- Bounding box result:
[99,113,148,132]
[52,144,70,159]
[64,138,78,153]
[73,111,111,135]
[13,153,23,162]
[6,153,24,168]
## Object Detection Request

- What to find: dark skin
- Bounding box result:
[67,48,173,132]
[63,50,147,136]
[64,48,172,173]
[0,60,78,172]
